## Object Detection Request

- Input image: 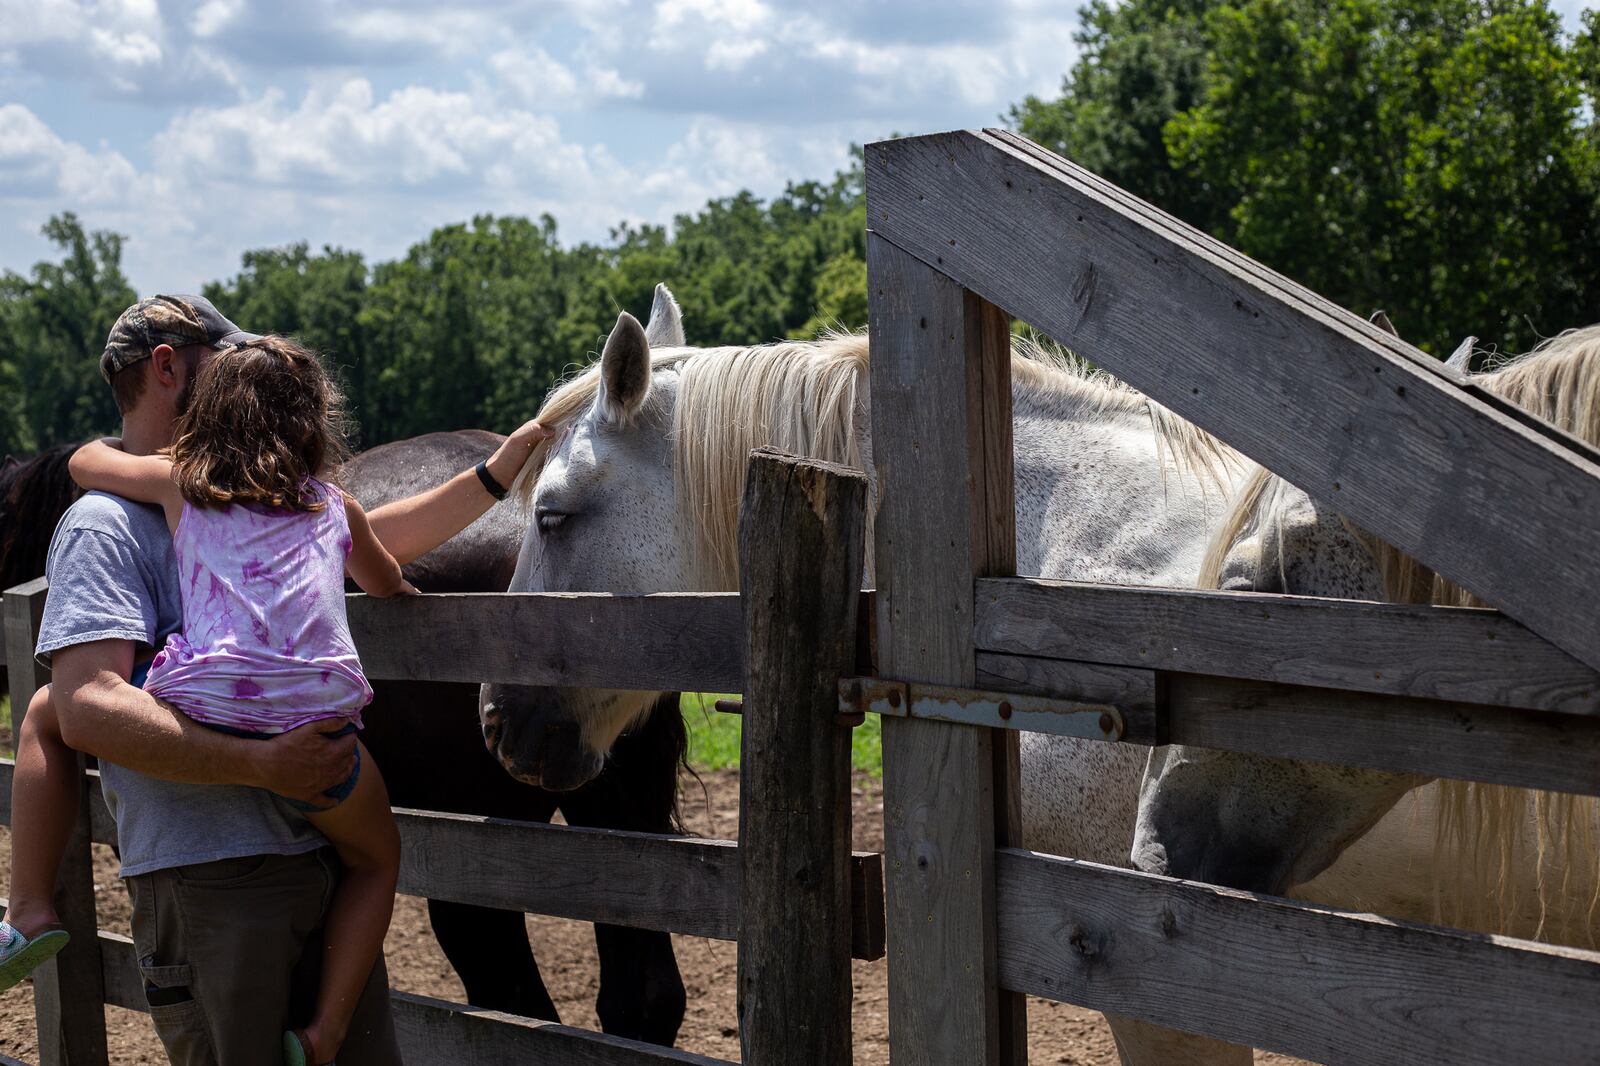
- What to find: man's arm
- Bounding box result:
[51,638,356,806]
[365,418,550,565]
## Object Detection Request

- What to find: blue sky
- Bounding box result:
[0,1,1591,291]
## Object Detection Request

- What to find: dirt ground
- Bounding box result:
[1,769,1310,1065]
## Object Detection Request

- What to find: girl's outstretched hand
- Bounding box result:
[484,419,554,490]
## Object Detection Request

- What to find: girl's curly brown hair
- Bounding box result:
[169,335,353,512]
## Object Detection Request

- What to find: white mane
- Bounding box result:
[526,331,1236,589]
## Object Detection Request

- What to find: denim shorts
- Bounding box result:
[207,722,362,813]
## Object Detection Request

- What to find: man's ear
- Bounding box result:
[148,343,181,388]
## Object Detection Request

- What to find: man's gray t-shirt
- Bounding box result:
[35,491,324,877]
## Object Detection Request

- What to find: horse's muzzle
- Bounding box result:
[478,683,605,792]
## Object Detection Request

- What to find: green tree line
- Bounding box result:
[3,0,1597,456]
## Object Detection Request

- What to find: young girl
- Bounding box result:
[1,335,432,1065]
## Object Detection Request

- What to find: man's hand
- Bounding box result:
[250,718,358,808]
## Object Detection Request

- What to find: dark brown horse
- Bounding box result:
[344,431,687,1042]
[3,434,688,1045]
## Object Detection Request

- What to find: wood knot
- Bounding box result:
[1067,925,1100,959]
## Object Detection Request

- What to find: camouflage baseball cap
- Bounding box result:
[100,294,260,382]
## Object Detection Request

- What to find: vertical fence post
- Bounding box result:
[737,448,867,1066]
[6,578,109,1066]
[865,228,1025,1066]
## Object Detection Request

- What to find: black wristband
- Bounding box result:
[475,459,509,501]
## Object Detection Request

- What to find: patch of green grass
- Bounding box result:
[683,693,744,771]
[683,692,882,778]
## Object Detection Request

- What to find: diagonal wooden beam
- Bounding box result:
[866,130,1600,672]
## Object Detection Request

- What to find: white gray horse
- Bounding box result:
[1135,326,1600,933]
[480,285,1232,856]
[480,287,1596,1062]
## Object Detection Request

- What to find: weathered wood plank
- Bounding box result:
[0,900,137,1015]
[996,848,1600,1066]
[1163,672,1600,797]
[976,577,1600,714]
[87,931,730,1065]
[866,130,1600,673]
[0,761,888,957]
[391,992,734,1066]
[94,930,141,1013]
[963,655,1600,794]
[849,844,887,963]
[5,579,107,1066]
[992,128,1600,468]
[346,592,742,692]
[395,807,887,958]
[868,233,1020,1065]
[0,762,115,846]
[393,809,734,939]
[736,451,867,1066]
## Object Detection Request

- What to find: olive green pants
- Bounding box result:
[127,848,402,1066]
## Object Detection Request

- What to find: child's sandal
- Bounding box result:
[0,920,71,992]
[282,1029,334,1066]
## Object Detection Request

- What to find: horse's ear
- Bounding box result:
[644,283,685,348]
[1369,309,1398,337]
[1444,335,1476,373]
[597,311,651,423]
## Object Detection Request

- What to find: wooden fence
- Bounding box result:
[862,128,1600,1065]
[9,126,1600,1066]
[0,451,886,1066]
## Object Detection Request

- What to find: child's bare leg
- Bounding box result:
[5,686,80,935]
[297,742,399,1063]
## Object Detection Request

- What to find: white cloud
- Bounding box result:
[151,79,597,192]
[2,0,239,102]
[191,0,245,38]
[491,46,643,110]
[0,104,147,204]
[1,0,1086,288]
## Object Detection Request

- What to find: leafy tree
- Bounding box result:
[1013,0,1600,355]
[0,214,135,452]
[1170,0,1599,352]
[357,214,579,442]
[1009,0,1231,232]
[203,244,371,432]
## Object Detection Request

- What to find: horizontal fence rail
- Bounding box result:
[12,919,734,1066]
[966,578,1600,795]
[876,656,1600,796]
[975,577,1600,714]
[995,849,1600,1066]
[346,591,744,692]
[0,760,886,962]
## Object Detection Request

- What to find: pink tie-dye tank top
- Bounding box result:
[142,478,373,734]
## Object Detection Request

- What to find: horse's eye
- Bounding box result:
[536,508,569,533]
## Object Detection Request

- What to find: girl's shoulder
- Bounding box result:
[303,476,350,507]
